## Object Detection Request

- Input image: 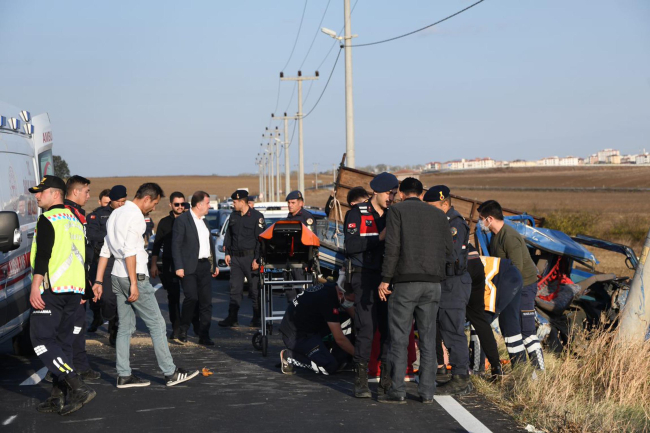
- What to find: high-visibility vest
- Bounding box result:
[480,255,500,313]
[31,208,86,294]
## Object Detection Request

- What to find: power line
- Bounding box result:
[353,0,485,48]
[303,46,343,119]
[281,0,309,71]
[299,0,332,70]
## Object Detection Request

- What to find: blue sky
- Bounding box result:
[1,0,648,176]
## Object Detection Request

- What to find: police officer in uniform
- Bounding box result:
[285,190,315,231]
[344,172,398,398]
[86,185,127,344]
[218,190,266,328]
[28,176,96,415]
[423,185,473,395]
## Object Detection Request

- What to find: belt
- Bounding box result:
[231,250,255,258]
[198,258,210,263]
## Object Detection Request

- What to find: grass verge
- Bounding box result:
[473,331,650,432]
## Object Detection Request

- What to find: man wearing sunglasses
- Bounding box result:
[150,192,186,340]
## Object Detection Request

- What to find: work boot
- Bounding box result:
[108,318,118,347]
[435,374,473,396]
[87,311,103,333]
[489,363,505,382]
[218,306,239,328]
[379,362,392,395]
[354,362,371,398]
[436,365,451,384]
[60,375,96,416]
[36,381,65,414]
[250,308,261,328]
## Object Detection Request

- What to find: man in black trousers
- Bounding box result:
[150,191,186,340]
[172,191,218,345]
[379,178,453,404]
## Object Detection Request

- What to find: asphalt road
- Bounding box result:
[0,277,521,433]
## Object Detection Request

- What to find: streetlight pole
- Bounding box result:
[281,71,319,193]
[313,163,319,190]
[343,0,356,168]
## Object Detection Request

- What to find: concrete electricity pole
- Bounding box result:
[616,228,650,344]
[313,163,319,190]
[322,2,358,167]
[264,127,281,201]
[272,112,298,196]
[280,71,319,194]
[259,144,267,200]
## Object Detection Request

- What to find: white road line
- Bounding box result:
[20,367,48,386]
[61,418,104,424]
[434,396,493,433]
[136,407,175,412]
[2,416,17,426]
[154,283,162,291]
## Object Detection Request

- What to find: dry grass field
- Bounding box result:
[88,166,650,277]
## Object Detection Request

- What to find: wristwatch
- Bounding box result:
[95,281,103,285]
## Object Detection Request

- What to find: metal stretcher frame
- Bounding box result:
[252,221,320,356]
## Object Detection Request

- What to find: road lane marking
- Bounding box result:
[154,283,162,291]
[3,416,17,426]
[136,407,175,412]
[434,396,493,433]
[61,418,104,423]
[228,402,266,407]
[20,367,48,386]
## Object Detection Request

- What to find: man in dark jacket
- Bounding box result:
[379,178,453,404]
[344,172,398,398]
[172,191,219,345]
[150,191,185,339]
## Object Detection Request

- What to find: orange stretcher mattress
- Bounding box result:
[259,220,321,247]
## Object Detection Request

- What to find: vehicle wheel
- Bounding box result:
[252,331,262,351]
[261,336,268,357]
[12,323,35,357]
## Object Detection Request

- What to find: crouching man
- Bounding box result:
[279,281,355,375]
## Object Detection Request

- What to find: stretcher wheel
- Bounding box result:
[261,336,268,357]
[252,331,262,351]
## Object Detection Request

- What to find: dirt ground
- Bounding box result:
[88,167,649,277]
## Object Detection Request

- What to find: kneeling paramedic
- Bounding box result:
[279,280,355,375]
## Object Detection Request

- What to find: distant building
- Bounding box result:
[607,154,621,164]
[509,159,538,168]
[441,158,496,171]
[559,156,579,166]
[597,148,619,163]
[539,156,560,166]
[424,162,441,171]
[588,154,599,164]
[635,154,650,165]
[392,169,420,181]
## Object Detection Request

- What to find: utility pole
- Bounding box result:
[264,127,281,201]
[259,145,267,200]
[343,0,356,168]
[313,163,319,190]
[332,164,337,184]
[272,112,298,196]
[280,71,319,194]
[256,155,263,198]
[615,228,650,344]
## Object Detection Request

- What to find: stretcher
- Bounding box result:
[252,220,320,356]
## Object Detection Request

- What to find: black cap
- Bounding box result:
[286,190,304,201]
[423,185,451,203]
[369,172,399,193]
[29,175,66,193]
[231,190,249,200]
[109,185,127,201]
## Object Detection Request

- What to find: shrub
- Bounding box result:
[544,210,600,236]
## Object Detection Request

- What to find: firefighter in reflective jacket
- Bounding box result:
[424,185,473,396]
[343,172,398,398]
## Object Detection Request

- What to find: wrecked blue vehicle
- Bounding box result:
[475,216,636,351]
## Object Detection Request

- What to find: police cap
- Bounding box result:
[369,172,399,193]
[29,175,66,193]
[109,185,127,201]
[286,190,304,201]
[231,190,249,200]
[423,185,451,203]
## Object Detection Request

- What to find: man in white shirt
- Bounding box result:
[92,183,199,388]
[171,191,218,345]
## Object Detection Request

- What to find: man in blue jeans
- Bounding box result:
[92,182,199,388]
[378,178,453,404]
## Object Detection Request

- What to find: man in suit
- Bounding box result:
[172,191,219,345]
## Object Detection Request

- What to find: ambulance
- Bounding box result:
[0,101,54,354]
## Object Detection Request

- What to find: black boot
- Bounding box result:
[250,308,261,328]
[218,306,239,328]
[354,363,371,398]
[436,365,452,384]
[489,363,505,382]
[379,362,392,395]
[435,374,473,396]
[36,379,65,414]
[60,375,96,416]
